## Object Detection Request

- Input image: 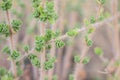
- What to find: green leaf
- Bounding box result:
[11,50,20,60]
[67,29,78,37]
[74,56,80,63]
[94,47,103,56]
[11,19,22,32]
[0,23,10,37]
[90,16,96,24]
[55,40,65,48]
[2,46,11,54]
[0,0,12,11]
[82,56,90,64]
[23,45,29,52]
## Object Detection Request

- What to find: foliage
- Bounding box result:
[0,0,12,11]
[11,50,20,60]
[67,28,78,37]
[55,40,65,48]
[82,56,90,64]
[94,47,104,56]
[74,56,80,63]
[0,23,10,37]
[29,54,41,68]
[11,19,22,32]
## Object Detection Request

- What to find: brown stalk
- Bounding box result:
[6,10,18,80]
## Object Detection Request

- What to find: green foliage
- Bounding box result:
[44,29,53,42]
[90,16,96,24]
[2,46,11,54]
[84,18,90,26]
[0,23,10,37]
[94,47,103,56]
[67,29,78,37]
[96,0,105,5]
[55,40,65,48]
[82,56,90,64]
[74,56,80,63]
[11,19,22,32]
[86,39,93,47]
[69,74,74,80]
[29,54,41,68]
[0,0,12,11]
[87,27,95,34]
[35,36,45,52]
[84,34,93,47]
[11,50,20,60]
[32,1,57,24]
[23,45,29,52]
[52,30,61,38]
[44,56,56,70]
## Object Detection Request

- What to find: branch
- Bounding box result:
[17,13,120,62]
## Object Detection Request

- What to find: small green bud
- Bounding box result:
[55,40,65,48]
[11,50,20,60]
[67,29,78,37]
[74,56,80,63]
[35,36,45,52]
[23,45,29,52]
[82,56,90,64]
[90,16,96,24]
[94,47,103,56]
[0,0,12,11]
[86,39,93,47]
[2,46,11,54]
[11,19,22,32]
[0,23,10,37]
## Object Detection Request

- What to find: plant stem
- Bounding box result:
[6,10,17,80]
[17,14,120,63]
[39,22,46,80]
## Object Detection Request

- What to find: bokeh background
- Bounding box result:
[0,0,120,80]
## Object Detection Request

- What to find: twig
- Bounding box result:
[6,10,18,80]
[17,13,120,63]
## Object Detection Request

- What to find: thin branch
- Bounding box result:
[17,13,120,63]
[6,10,18,79]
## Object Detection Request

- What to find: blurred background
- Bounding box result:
[0,0,120,80]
